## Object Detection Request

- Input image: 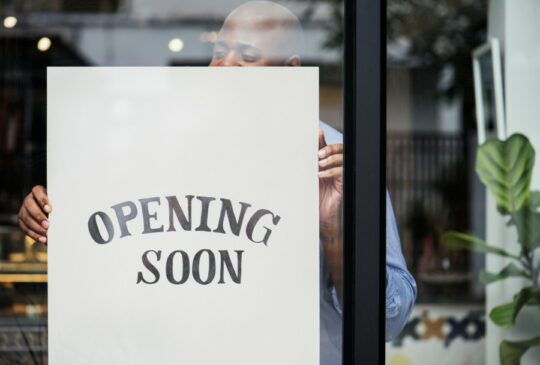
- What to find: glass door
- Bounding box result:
[0,1,367,364]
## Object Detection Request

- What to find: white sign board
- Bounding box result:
[47,67,319,365]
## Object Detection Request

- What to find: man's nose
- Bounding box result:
[221,51,241,66]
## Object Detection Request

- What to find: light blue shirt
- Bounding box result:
[319,121,417,365]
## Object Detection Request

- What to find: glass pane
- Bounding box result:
[1,1,344,364]
[385,0,540,364]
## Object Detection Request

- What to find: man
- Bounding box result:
[18,1,416,363]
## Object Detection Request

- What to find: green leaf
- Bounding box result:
[490,301,515,328]
[480,263,529,284]
[489,287,539,327]
[527,295,540,306]
[500,336,540,365]
[512,207,540,251]
[476,134,535,214]
[512,288,537,323]
[523,289,540,306]
[529,191,540,210]
[442,231,519,259]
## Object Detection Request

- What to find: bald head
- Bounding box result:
[210,1,304,66]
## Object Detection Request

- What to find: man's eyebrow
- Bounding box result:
[214,41,229,49]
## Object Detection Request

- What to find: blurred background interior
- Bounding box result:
[386,1,488,364]
[1,0,538,364]
[387,0,540,364]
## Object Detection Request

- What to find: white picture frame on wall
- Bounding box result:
[472,38,506,145]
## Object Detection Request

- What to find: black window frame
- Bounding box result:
[343,0,386,363]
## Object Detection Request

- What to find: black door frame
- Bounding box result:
[343,0,386,364]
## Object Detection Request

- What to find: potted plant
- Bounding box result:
[442,134,540,365]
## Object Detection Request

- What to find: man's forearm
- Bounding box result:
[321,224,343,304]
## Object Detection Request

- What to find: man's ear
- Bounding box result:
[285,55,301,67]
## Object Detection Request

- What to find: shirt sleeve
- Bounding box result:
[317,123,416,340]
[385,191,417,341]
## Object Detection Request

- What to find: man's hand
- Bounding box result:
[18,185,51,244]
[318,128,343,302]
[318,128,343,238]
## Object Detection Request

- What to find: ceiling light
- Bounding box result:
[3,16,17,29]
[168,38,184,53]
[37,37,51,52]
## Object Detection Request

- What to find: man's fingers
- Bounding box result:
[318,166,343,179]
[319,153,343,170]
[19,209,47,236]
[23,194,49,225]
[319,143,343,159]
[18,218,35,239]
[318,128,327,150]
[31,185,51,213]
[18,217,47,244]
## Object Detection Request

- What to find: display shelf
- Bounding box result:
[0,274,47,283]
[0,317,48,364]
[0,224,48,285]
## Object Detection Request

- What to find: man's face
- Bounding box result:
[209,39,269,67]
[209,17,294,67]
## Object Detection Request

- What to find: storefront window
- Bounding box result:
[387,0,540,364]
[1,1,345,363]
[386,0,487,362]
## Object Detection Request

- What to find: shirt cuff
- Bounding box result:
[330,286,343,316]
[385,268,402,320]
